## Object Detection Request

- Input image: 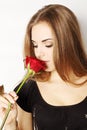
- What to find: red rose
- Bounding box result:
[15,56,46,94]
[24,56,46,72]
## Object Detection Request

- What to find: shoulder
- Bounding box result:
[14,79,38,96]
[15,79,38,112]
[26,79,37,88]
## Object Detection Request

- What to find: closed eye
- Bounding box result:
[31,39,53,48]
[45,44,53,48]
[33,44,53,48]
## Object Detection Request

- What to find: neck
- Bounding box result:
[49,70,64,83]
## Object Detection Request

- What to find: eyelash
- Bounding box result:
[32,44,53,48]
[45,44,53,48]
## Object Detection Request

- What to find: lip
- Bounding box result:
[40,60,49,64]
[44,61,50,65]
[44,61,49,63]
[41,60,48,62]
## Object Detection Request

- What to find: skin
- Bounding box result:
[0,21,87,130]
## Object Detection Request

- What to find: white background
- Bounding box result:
[0,0,87,92]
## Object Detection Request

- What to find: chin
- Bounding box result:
[45,68,53,72]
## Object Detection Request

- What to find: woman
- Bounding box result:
[0,4,87,130]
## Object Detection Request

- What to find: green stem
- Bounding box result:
[16,70,31,94]
[0,103,11,130]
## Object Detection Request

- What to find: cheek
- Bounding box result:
[49,49,53,59]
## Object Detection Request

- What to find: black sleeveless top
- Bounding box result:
[14,80,87,130]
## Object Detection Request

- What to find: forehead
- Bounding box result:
[31,21,55,41]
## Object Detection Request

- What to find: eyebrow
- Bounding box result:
[31,38,53,43]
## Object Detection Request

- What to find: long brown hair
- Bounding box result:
[23,4,87,84]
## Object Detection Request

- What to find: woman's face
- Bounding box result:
[31,21,56,72]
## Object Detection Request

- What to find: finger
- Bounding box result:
[9,91,18,101]
[2,93,15,104]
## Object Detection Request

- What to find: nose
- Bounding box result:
[35,46,45,59]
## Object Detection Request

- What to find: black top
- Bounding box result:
[14,80,87,130]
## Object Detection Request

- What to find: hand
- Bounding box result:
[0,91,18,125]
